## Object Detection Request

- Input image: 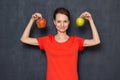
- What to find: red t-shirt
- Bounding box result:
[37,34,84,80]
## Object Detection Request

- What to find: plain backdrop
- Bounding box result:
[0,0,120,80]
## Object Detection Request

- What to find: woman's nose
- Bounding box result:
[60,22,64,26]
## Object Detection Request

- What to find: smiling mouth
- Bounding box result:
[59,27,66,30]
[60,26,66,28]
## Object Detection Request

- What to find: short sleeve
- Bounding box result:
[77,37,85,51]
[36,37,45,50]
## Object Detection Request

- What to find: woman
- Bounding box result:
[20,7,100,80]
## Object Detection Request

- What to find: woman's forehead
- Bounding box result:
[55,13,69,20]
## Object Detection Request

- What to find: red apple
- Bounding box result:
[36,18,47,28]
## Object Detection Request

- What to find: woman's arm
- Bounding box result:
[20,13,42,46]
[80,12,101,47]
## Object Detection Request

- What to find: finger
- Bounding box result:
[33,14,37,18]
[80,13,85,17]
[80,14,83,17]
[36,13,42,18]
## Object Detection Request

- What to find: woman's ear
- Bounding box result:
[68,20,70,24]
[53,19,56,25]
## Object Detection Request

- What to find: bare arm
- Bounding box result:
[20,13,42,46]
[80,12,101,47]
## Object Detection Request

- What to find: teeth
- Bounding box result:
[60,28,65,29]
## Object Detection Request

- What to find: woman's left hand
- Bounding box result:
[80,11,92,21]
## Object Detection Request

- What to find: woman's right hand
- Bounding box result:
[31,13,42,21]
[20,12,42,46]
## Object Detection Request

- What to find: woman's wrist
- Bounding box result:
[31,16,35,20]
[30,17,35,22]
[88,17,93,22]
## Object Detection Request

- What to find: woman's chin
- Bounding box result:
[58,29,67,33]
[56,28,68,33]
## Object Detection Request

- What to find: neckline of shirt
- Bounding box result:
[50,34,72,44]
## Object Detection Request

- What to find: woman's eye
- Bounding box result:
[56,20,68,23]
[64,21,67,23]
[57,21,61,23]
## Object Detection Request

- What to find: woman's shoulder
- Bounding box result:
[70,35,79,38]
[37,34,52,40]
[70,35,84,40]
[37,34,53,38]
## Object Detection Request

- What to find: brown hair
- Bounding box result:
[53,7,70,20]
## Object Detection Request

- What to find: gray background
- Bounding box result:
[0,0,120,80]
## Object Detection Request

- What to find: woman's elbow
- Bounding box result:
[95,40,101,45]
[20,38,27,43]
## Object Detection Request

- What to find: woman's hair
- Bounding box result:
[53,7,70,20]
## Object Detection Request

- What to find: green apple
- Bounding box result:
[76,17,85,27]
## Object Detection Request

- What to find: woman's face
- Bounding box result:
[53,13,70,33]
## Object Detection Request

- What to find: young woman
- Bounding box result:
[20,7,100,80]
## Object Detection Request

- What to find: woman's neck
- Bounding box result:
[56,31,69,38]
[55,31,69,42]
